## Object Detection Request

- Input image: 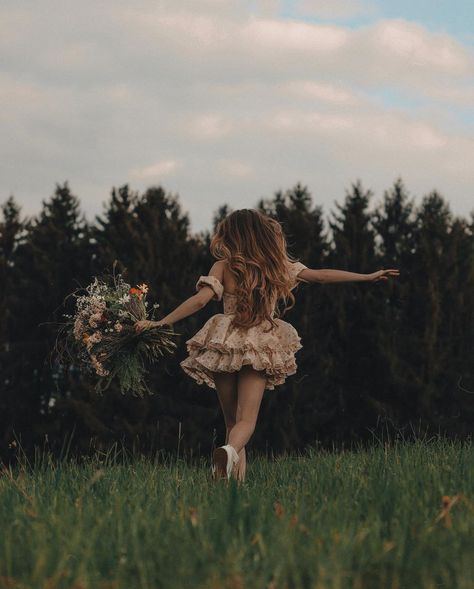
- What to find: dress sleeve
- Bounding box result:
[195,275,224,301]
[289,261,309,288]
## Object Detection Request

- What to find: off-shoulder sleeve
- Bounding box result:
[195,275,224,301]
[289,261,309,288]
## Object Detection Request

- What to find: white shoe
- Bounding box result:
[212,445,240,480]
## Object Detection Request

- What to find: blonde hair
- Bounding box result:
[210,209,296,330]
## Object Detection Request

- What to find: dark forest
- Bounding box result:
[1,179,473,461]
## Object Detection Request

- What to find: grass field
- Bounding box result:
[1,439,473,589]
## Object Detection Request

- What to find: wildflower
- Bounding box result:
[118,294,131,304]
[59,271,177,396]
[91,354,109,377]
[274,502,284,518]
[189,507,199,527]
[88,332,102,344]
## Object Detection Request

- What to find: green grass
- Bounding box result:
[1,439,473,589]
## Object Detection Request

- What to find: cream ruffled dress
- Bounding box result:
[180,261,308,390]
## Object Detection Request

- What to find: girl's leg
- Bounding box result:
[213,372,245,477]
[234,404,247,481]
[228,365,266,454]
[213,371,238,437]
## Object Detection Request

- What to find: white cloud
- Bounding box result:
[284,81,360,104]
[189,115,234,140]
[218,159,254,177]
[1,1,473,232]
[130,160,180,180]
[269,110,353,131]
[244,19,349,53]
[296,0,377,19]
[370,20,471,74]
[114,10,473,102]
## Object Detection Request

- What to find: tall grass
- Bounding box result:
[1,438,473,589]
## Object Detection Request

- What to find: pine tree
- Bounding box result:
[13,182,91,339]
[368,179,417,427]
[0,196,25,349]
[324,181,382,439]
[0,197,27,451]
[0,184,91,453]
[256,184,331,450]
[212,204,232,232]
[89,185,216,453]
[373,178,416,265]
[407,191,472,425]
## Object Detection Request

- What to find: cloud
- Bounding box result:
[218,159,254,177]
[0,1,473,232]
[244,19,349,53]
[114,10,473,102]
[369,20,471,74]
[296,0,378,19]
[130,160,180,180]
[283,81,361,104]
[189,115,234,140]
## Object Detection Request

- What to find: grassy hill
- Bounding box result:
[1,439,473,589]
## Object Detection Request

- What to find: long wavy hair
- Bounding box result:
[210,209,297,330]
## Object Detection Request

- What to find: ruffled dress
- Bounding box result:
[180,261,308,390]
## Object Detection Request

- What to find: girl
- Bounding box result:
[135,209,399,481]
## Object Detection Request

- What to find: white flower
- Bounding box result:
[48,397,56,408]
[118,294,131,304]
[138,283,149,294]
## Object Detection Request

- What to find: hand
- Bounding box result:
[367,269,400,283]
[135,319,162,334]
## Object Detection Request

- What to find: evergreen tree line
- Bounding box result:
[0,179,473,461]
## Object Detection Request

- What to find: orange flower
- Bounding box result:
[129,287,143,298]
[274,502,284,518]
[442,495,451,508]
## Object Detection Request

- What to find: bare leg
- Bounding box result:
[213,372,245,478]
[228,365,266,455]
[234,404,247,481]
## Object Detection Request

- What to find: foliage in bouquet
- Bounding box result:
[56,270,177,396]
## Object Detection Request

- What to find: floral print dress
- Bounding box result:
[180,261,308,390]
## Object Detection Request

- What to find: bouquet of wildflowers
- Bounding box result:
[57,270,177,396]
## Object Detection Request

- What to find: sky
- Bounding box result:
[1,0,473,233]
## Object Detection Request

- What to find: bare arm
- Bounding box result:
[135,261,225,332]
[298,267,400,284]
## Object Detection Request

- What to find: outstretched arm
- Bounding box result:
[135,261,225,332]
[298,267,399,284]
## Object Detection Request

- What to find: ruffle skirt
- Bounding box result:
[180,314,302,390]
